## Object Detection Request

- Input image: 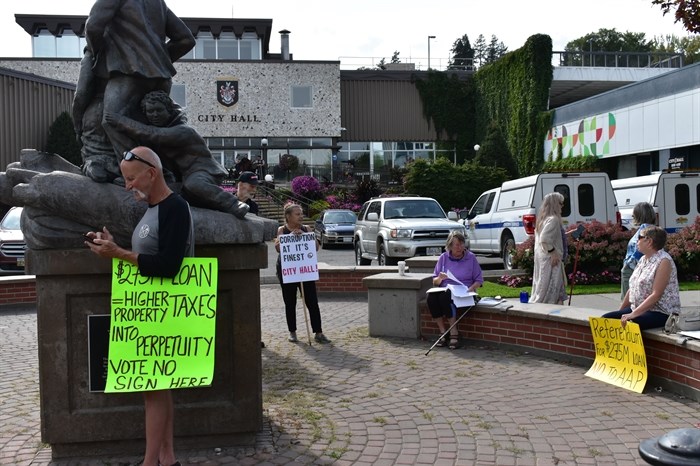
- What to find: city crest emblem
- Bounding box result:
[216,80,238,107]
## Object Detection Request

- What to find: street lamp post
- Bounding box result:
[427,35,436,70]
[260,138,268,179]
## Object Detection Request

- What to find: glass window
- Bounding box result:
[358,202,369,220]
[239,32,261,60]
[194,30,216,59]
[675,184,690,215]
[554,184,573,217]
[470,192,492,216]
[218,31,238,59]
[577,184,595,217]
[291,85,312,108]
[697,184,700,215]
[210,150,225,167]
[367,201,381,219]
[33,29,56,57]
[170,84,186,108]
[56,29,81,57]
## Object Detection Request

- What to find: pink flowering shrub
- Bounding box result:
[666,216,700,281]
[291,176,322,200]
[504,221,630,287]
[324,193,362,212]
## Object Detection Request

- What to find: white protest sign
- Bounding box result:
[279,232,319,283]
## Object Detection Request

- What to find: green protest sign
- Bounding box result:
[105,258,218,393]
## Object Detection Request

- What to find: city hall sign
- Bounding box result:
[197,77,260,124]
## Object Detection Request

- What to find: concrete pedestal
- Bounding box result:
[363,272,433,338]
[28,244,265,458]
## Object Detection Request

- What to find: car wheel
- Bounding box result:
[502,236,516,270]
[355,241,370,266]
[378,244,398,266]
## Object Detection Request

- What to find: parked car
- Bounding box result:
[0,207,26,274]
[463,172,620,269]
[314,209,357,248]
[354,196,465,265]
[612,171,699,232]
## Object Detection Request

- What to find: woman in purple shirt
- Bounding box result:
[427,231,483,349]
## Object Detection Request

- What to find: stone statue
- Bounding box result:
[104,91,250,218]
[83,0,196,158]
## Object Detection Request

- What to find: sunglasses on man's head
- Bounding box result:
[123,150,156,169]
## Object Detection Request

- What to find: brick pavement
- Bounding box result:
[1,286,698,466]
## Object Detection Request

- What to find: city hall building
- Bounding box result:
[1,13,698,180]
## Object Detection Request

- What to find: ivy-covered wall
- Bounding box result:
[475,34,553,176]
[416,34,554,177]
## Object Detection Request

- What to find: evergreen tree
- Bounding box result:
[473,34,487,68]
[474,122,518,178]
[45,111,82,166]
[448,34,474,70]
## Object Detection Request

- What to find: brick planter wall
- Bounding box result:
[316,266,393,294]
[0,276,37,306]
[420,302,700,396]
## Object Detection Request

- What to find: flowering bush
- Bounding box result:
[324,194,362,212]
[666,216,700,281]
[498,274,532,287]
[291,176,322,200]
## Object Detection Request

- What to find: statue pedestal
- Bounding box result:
[28,244,265,459]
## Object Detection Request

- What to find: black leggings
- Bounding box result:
[427,288,457,319]
[280,280,323,333]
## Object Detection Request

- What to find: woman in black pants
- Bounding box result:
[275,203,331,344]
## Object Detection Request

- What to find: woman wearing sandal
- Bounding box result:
[427,231,483,349]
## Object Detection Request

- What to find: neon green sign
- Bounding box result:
[105,258,218,393]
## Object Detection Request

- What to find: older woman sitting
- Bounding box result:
[602,226,681,330]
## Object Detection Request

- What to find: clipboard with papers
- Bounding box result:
[425,270,478,307]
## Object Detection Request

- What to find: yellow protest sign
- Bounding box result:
[586,317,647,393]
[105,258,218,393]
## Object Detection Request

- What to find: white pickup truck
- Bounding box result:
[462,172,620,269]
[612,171,699,233]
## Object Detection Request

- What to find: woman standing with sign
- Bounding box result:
[530,192,567,304]
[275,203,331,344]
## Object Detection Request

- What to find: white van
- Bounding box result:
[464,172,620,269]
[612,171,700,233]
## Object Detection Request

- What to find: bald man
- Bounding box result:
[85,146,192,466]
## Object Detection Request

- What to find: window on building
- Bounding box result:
[170,84,187,108]
[218,31,238,59]
[33,29,56,57]
[56,29,81,57]
[194,30,216,59]
[239,32,261,60]
[291,85,312,108]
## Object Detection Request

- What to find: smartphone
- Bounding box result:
[83,234,97,244]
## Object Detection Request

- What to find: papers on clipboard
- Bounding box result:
[426,270,477,307]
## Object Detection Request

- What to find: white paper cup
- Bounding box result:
[398,261,406,276]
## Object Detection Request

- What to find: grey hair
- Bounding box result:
[632,202,656,226]
[445,230,469,251]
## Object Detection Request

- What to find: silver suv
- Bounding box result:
[354,197,466,266]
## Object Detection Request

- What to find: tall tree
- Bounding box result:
[390,51,401,63]
[448,34,474,70]
[652,0,700,33]
[484,35,508,65]
[473,34,487,68]
[564,28,655,66]
[474,121,519,178]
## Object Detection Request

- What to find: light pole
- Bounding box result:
[427,35,436,70]
[260,138,268,178]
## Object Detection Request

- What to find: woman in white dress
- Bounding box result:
[530,192,567,304]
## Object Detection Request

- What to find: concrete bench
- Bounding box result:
[363,272,433,338]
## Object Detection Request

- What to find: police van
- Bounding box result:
[463,172,619,269]
[612,171,700,232]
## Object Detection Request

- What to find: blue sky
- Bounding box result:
[0,0,693,69]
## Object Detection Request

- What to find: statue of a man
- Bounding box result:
[82,0,195,159]
[104,91,250,218]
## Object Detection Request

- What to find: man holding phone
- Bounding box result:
[85,146,193,466]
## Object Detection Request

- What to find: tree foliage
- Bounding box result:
[652,0,700,34]
[474,121,518,178]
[403,158,508,211]
[449,34,474,70]
[471,34,508,68]
[45,111,82,166]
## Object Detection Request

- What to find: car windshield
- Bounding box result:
[384,200,445,219]
[1,208,21,230]
[324,212,357,224]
